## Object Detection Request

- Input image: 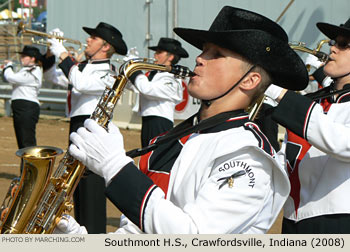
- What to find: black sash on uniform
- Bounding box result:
[126,110,248,158]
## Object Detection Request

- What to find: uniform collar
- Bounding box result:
[87,58,111,64]
[194,109,250,134]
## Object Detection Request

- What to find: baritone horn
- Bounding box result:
[17,22,86,51]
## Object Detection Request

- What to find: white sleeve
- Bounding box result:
[4,67,40,87]
[69,67,114,95]
[44,65,69,88]
[143,149,276,234]
[134,74,182,103]
[306,102,350,161]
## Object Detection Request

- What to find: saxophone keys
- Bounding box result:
[64,202,74,212]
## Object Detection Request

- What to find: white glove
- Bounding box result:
[264,84,284,101]
[4,61,13,68]
[49,28,64,37]
[48,37,67,59]
[53,215,88,234]
[322,76,333,88]
[305,54,323,70]
[123,47,140,61]
[69,119,134,186]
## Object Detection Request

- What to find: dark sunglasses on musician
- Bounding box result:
[328,38,350,49]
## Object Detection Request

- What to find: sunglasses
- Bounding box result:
[328,39,350,49]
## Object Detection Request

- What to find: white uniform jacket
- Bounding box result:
[44,64,69,88]
[106,110,290,234]
[272,90,350,222]
[133,71,182,122]
[3,65,42,104]
[58,57,116,117]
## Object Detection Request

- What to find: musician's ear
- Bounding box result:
[240,72,261,91]
[167,53,174,62]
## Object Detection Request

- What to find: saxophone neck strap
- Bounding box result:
[306,83,350,101]
[126,110,243,158]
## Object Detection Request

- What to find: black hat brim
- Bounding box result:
[83,27,127,55]
[174,27,308,91]
[16,51,44,62]
[317,22,350,40]
[148,45,189,58]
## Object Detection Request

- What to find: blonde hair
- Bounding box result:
[242,62,272,107]
[105,42,116,58]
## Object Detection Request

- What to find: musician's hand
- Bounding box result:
[3,60,13,68]
[53,215,87,234]
[305,54,324,70]
[48,37,67,60]
[49,28,64,38]
[69,119,133,186]
[264,84,286,102]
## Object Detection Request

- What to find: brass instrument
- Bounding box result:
[111,57,156,65]
[289,40,329,66]
[0,59,194,234]
[17,22,86,51]
[315,38,330,52]
[0,146,63,234]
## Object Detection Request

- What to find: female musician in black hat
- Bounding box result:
[2,46,43,154]
[266,17,350,233]
[56,6,308,234]
[48,22,127,234]
[128,37,189,147]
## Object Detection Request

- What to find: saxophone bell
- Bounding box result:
[0,146,63,234]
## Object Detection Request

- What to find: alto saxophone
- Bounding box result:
[0,59,194,234]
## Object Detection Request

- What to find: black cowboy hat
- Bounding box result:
[149,37,189,58]
[317,18,350,40]
[16,46,44,62]
[83,22,127,55]
[173,6,308,91]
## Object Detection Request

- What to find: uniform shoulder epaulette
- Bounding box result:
[26,66,37,72]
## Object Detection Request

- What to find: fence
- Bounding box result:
[0,84,67,117]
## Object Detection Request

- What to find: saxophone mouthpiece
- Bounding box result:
[315,51,329,62]
[170,65,195,78]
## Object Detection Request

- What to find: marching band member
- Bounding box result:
[48,22,127,234]
[266,17,350,233]
[2,46,43,152]
[128,38,188,147]
[56,6,308,234]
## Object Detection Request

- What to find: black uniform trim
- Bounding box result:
[59,58,111,78]
[58,56,76,78]
[105,162,157,231]
[129,70,143,84]
[272,90,316,140]
[336,92,350,103]
[311,66,327,84]
[243,122,274,156]
[3,65,14,72]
